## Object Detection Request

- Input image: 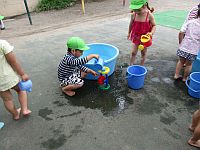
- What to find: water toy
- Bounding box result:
[138,34,152,51]
[18,80,32,92]
[98,66,110,90]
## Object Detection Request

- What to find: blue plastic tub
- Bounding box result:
[126,65,147,89]
[82,43,119,80]
[191,51,200,72]
[185,72,200,99]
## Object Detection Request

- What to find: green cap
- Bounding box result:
[66,37,89,50]
[129,0,147,10]
[0,16,4,20]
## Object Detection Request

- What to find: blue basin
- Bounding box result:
[82,43,119,80]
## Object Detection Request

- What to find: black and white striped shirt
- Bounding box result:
[58,52,88,82]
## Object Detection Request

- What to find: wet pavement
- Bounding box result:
[0,0,200,150]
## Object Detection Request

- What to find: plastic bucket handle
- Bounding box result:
[185,79,200,93]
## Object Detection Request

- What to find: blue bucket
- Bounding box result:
[185,72,200,99]
[82,43,119,80]
[126,65,147,89]
[191,51,200,73]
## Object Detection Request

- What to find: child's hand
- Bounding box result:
[88,69,98,76]
[92,54,99,60]
[127,33,130,40]
[21,74,29,81]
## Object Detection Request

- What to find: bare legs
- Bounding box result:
[0,84,31,120]
[174,57,192,81]
[62,84,83,96]
[62,71,87,96]
[188,110,200,148]
[12,85,31,116]
[130,44,147,66]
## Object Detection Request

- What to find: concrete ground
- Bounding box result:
[0,0,199,150]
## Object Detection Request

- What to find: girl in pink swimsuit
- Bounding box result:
[128,0,156,65]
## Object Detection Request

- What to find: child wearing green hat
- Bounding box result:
[0,16,5,30]
[58,37,99,96]
[128,0,156,66]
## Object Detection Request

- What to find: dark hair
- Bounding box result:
[198,3,200,8]
[68,48,72,52]
[146,2,154,13]
[68,48,82,52]
[198,8,200,18]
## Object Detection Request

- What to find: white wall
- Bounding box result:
[0,0,39,17]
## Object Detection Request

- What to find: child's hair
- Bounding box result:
[146,2,154,13]
[198,7,200,18]
[68,48,81,52]
[68,48,72,52]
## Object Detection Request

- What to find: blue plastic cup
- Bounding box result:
[18,80,32,92]
[94,58,104,71]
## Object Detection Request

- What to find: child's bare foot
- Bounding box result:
[22,109,32,116]
[188,125,194,132]
[188,138,200,148]
[13,108,21,120]
[63,90,75,96]
[174,74,182,80]
[182,78,187,82]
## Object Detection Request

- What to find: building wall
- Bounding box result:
[0,0,39,17]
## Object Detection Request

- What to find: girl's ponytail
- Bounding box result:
[146,2,154,13]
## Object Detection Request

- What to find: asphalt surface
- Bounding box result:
[0,0,199,150]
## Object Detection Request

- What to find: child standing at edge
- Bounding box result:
[0,40,31,120]
[174,8,200,82]
[58,37,99,96]
[128,0,156,66]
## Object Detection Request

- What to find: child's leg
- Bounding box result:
[174,57,185,79]
[188,122,200,148]
[183,59,192,82]
[12,84,31,116]
[140,47,147,66]
[62,84,83,96]
[0,90,20,120]
[130,44,138,65]
[189,110,200,132]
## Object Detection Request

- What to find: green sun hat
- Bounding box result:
[0,16,4,20]
[129,0,147,10]
[66,37,89,50]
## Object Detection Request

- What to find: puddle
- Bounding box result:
[38,107,53,120]
[64,65,133,116]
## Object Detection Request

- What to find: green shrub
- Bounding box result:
[36,0,77,11]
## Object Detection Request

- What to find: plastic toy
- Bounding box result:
[18,80,32,92]
[138,34,152,51]
[98,66,110,90]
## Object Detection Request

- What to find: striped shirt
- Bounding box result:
[58,52,88,82]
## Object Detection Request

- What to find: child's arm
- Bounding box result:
[67,54,99,66]
[127,12,134,39]
[5,52,29,81]
[178,32,185,44]
[148,13,156,36]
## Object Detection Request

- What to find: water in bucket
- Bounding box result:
[126,65,147,89]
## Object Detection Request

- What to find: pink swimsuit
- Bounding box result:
[130,11,152,45]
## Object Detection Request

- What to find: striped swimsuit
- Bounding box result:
[58,52,89,86]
